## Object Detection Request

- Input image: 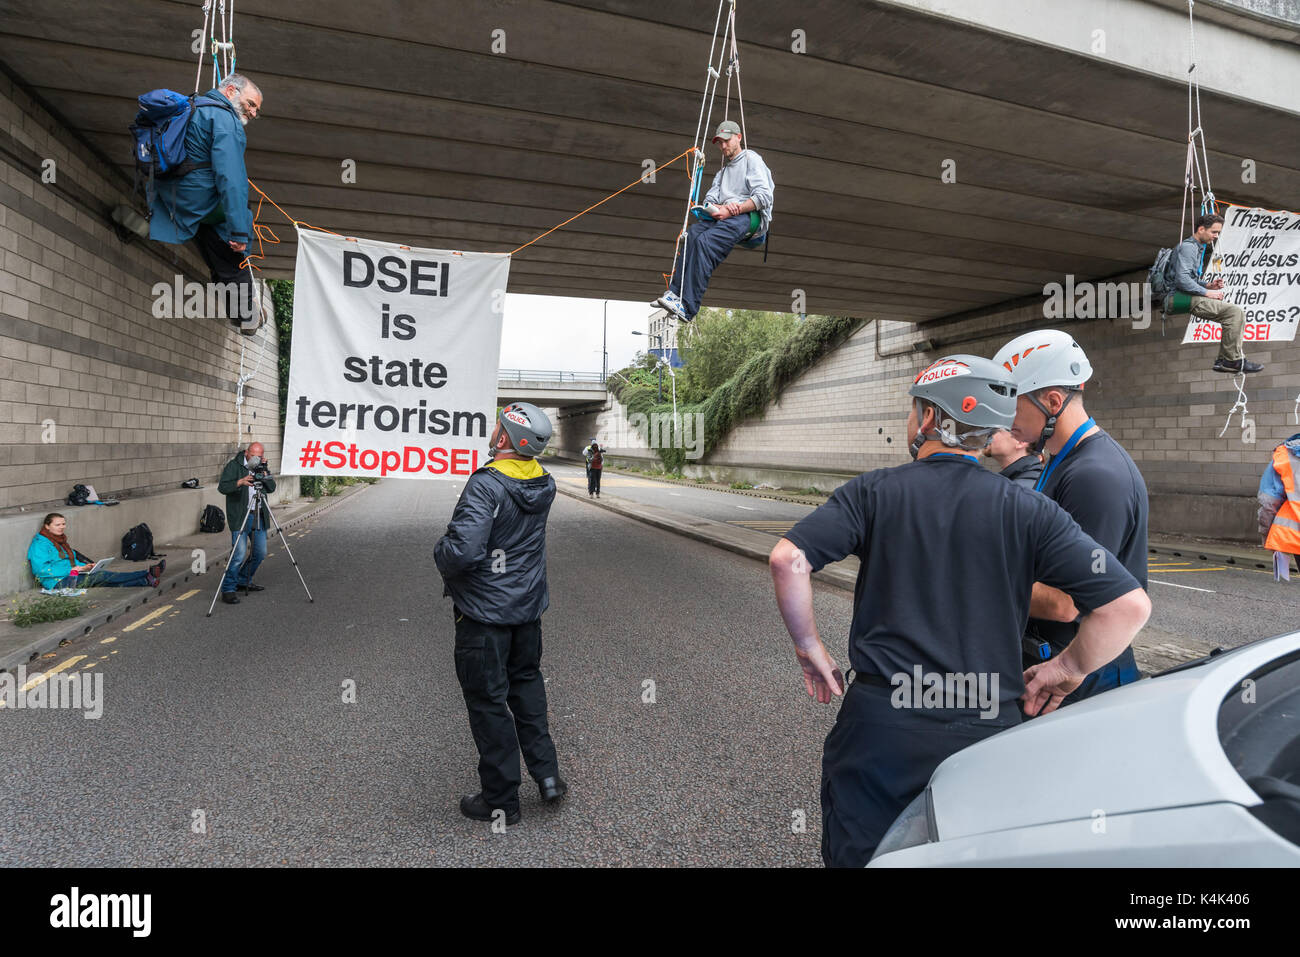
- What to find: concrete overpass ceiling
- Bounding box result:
[2,0,1297,321]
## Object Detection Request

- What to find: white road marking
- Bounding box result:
[736,505,756,511]
[1149,579,1216,593]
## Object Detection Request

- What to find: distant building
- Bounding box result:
[649,310,684,368]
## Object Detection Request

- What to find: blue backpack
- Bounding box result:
[129,90,223,210]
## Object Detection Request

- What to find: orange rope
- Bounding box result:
[237,153,700,269]
[238,178,344,271]
[506,147,695,257]
[1214,198,1292,215]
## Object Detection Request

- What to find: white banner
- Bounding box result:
[281,229,509,479]
[1183,206,1300,344]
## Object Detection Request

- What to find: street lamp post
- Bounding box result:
[602,300,608,384]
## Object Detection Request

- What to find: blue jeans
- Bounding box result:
[1062,646,1141,707]
[667,215,753,319]
[222,528,267,593]
[52,569,152,589]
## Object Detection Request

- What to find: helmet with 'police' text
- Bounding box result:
[907,355,1018,457]
[498,402,552,458]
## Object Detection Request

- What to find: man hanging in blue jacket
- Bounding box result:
[435,403,567,825]
[149,73,263,332]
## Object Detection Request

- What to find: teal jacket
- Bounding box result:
[27,535,90,589]
[147,88,253,245]
[218,453,277,532]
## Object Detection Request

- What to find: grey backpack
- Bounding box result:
[1148,246,1178,301]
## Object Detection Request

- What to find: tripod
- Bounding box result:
[207,478,313,616]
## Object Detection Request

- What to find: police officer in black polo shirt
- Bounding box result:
[769,355,1151,867]
[993,330,1148,703]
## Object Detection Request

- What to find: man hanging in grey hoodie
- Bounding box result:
[435,402,567,825]
[653,120,774,323]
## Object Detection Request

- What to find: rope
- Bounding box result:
[1217,372,1249,438]
[236,178,344,273]
[194,1,211,94]
[1180,0,1215,243]
[665,0,742,303]
[234,295,271,442]
[728,3,747,144]
[505,148,695,256]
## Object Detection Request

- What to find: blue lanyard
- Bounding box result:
[928,453,978,462]
[1035,418,1095,492]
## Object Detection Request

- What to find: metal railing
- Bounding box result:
[498,369,606,383]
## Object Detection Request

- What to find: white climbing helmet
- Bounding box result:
[992,330,1093,453]
[992,329,1093,393]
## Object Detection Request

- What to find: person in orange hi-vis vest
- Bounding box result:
[1258,432,1300,581]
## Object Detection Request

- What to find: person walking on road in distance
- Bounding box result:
[769,355,1150,866]
[982,429,1043,489]
[1257,430,1300,581]
[217,441,276,604]
[652,120,774,323]
[994,330,1149,703]
[435,402,567,825]
[583,438,604,498]
[148,73,264,332]
[1172,213,1262,374]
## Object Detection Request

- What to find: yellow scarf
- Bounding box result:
[487,458,545,480]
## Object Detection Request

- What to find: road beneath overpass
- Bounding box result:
[2,469,1285,866]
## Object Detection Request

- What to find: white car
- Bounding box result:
[869,631,1300,866]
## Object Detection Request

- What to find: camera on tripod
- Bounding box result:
[248,461,271,489]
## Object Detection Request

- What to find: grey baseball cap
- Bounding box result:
[712,120,741,142]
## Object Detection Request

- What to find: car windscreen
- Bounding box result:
[1218,649,1300,848]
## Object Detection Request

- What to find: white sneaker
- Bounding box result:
[654,290,688,321]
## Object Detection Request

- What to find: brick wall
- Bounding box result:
[0,71,286,514]
[560,304,1298,539]
[705,303,1299,537]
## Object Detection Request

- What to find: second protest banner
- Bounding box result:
[1183,205,1300,344]
[282,229,510,479]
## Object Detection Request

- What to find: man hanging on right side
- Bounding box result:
[1173,213,1263,374]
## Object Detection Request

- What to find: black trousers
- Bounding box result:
[820,680,1018,867]
[193,223,256,324]
[587,467,601,494]
[453,610,560,812]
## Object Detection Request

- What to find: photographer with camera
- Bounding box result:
[217,441,277,604]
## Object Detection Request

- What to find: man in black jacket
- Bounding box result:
[435,403,566,825]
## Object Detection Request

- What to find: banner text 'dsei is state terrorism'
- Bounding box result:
[281,229,509,479]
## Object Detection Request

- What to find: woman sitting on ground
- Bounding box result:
[27,513,164,589]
